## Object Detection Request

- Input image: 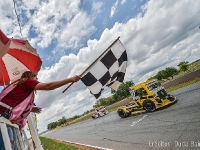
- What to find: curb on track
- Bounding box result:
[53,138,113,150]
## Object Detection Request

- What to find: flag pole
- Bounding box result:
[62,36,120,93]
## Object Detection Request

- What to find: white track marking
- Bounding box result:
[130,115,147,126]
[54,138,113,150]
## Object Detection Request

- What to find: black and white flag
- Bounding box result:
[81,38,127,99]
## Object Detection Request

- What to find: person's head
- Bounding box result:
[16,71,37,86]
[21,71,37,79]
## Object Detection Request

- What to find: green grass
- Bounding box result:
[39,136,78,150]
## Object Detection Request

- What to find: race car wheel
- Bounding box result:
[117,109,127,118]
[168,95,175,101]
[143,100,156,112]
[98,113,101,117]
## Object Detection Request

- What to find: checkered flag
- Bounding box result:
[81,38,127,99]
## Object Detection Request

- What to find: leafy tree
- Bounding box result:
[111,81,134,101]
[155,70,168,80]
[93,96,115,108]
[83,110,90,115]
[47,122,58,130]
[57,117,67,126]
[155,71,163,80]
[47,116,68,130]
[177,61,190,72]
[156,67,179,81]
[98,98,107,107]
[147,75,157,81]
[106,96,115,105]
[164,67,179,79]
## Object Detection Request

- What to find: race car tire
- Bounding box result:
[117,109,127,118]
[168,95,175,101]
[143,100,156,112]
[98,113,101,117]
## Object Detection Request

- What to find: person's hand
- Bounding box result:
[31,106,42,114]
[70,75,81,82]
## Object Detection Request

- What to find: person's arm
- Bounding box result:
[34,75,80,90]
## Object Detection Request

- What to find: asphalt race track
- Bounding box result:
[44,82,200,150]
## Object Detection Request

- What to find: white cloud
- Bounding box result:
[21,0,40,10]
[0,1,17,35]
[29,0,81,48]
[110,0,119,17]
[56,12,96,50]
[121,0,127,5]
[92,1,104,15]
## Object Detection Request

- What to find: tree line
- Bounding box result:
[148,61,190,81]
[47,61,190,130]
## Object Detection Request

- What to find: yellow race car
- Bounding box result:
[117,80,177,118]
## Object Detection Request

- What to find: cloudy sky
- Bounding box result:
[0,0,200,133]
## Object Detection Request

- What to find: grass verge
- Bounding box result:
[39,136,78,150]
